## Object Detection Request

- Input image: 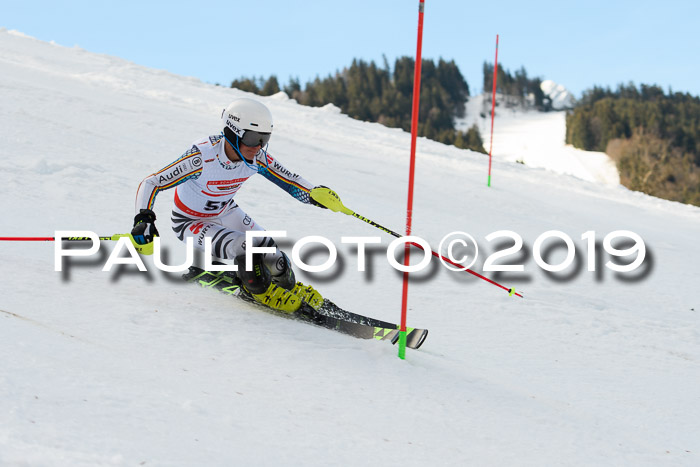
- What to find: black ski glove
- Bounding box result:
[131,209,159,245]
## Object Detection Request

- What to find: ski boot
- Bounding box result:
[269,252,324,310]
[290,282,324,311]
[236,253,301,314]
[250,283,302,313]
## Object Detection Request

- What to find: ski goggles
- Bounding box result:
[240,130,271,147]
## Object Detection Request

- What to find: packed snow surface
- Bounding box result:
[457,94,619,185]
[1,29,699,466]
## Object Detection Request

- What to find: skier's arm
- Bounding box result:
[134,146,204,212]
[255,152,316,204]
[131,146,203,245]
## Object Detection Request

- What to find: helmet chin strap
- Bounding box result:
[223,132,259,170]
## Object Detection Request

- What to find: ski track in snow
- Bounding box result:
[1,29,699,466]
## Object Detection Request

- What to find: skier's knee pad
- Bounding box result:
[235,253,271,294]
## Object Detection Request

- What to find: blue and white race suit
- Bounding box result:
[135,134,316,270]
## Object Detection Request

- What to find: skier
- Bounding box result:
[131,98,334,313]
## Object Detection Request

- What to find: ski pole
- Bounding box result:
[0,234,154,255]
[310,187,523,298]
[0,235,124,241]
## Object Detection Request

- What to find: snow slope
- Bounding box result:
[456,94,619,185]
[1,29,699,466]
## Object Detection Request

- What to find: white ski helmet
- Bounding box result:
[221,98,273,147]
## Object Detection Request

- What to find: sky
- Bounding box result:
[2,0,699,99]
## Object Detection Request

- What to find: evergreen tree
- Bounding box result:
[567,83,700,206]
[229,56,484,154]
[230,77,259,94]
[283,77,302,101]
[482,62,548,109]
[260,76,280,96]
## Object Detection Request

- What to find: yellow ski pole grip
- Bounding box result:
[309,187,354,215]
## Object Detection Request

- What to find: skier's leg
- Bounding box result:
[171,211,247,260]
[172,207,322,310]
[213,205,300,290]
[214,206,323,309]
[171,206,276,262]
[171,209,302,312]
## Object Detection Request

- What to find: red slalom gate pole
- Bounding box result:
[0,234,154,255]
[399,0,425,360]
[0,237,56,241]
[0,236,118,241]
[487,34,499,187]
